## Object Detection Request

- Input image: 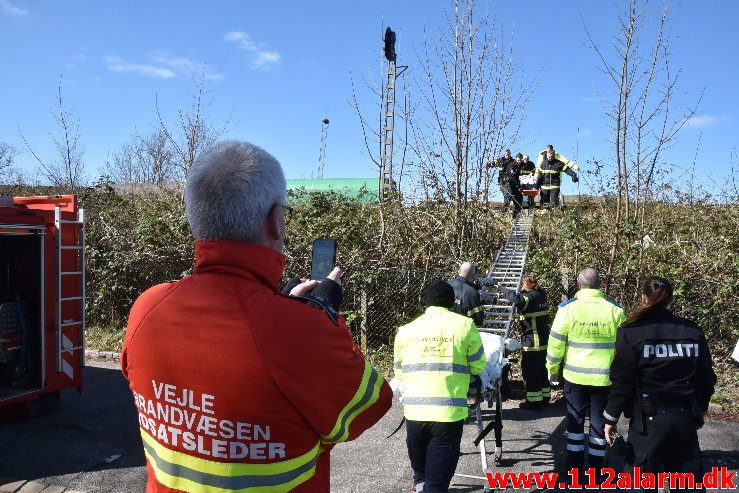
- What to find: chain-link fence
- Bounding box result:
[84,249,459,377]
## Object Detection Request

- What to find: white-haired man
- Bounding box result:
[122,141,392,492]
[448,261,485,326]
[546,267,625,478]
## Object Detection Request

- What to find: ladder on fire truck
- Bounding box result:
[459,212,534,485]
[54,206,85,378]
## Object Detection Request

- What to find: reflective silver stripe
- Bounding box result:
[603,410,618,422]
[567,444,585,452]
[589,436,607,446]
[403,397,467,407]
[394,361,401,369]
[468,346,485,362]
[142,439,317,490]
[323,366,381,443]
[567,432,585,440]
[522,345,547,352]
[549,331,567,342]
[522,310,548,318]
[588,448,606,457]
[401,363,470,374]
[467,305,486,315]
[567,341,615,350]
[546,354,562,364]
[564,364,610,375]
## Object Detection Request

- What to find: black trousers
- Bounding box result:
[563,380,609,472]
[627,403,704,493]
[521,350,549,402]
[406,419,465,493]
[540,188,560,206]
[500,184,522,215]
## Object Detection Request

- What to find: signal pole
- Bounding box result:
[317,118,329,179]
[379,27,406,201]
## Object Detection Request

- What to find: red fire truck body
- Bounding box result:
[0,195,84,411]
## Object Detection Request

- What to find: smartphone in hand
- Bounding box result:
[310,239,337,280]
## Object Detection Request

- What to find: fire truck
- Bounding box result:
[0,195,84,415]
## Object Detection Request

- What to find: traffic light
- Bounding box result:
[384,27,396,62]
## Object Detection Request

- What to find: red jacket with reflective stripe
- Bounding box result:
[121,240,392,492]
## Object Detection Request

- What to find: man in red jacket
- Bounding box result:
[121,140,392,492]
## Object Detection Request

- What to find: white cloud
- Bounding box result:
[225,31,282,70]
[151,52,223,81]
[104,55,176,79]
[684,115,730,128]
[0,0,29,16]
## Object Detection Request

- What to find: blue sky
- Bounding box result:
[1,0,737,197]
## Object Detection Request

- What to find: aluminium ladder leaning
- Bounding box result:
[456,211,534,487]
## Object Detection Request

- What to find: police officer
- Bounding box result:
[449,261,485,326]
[604,277,716,491]
[535,145,578,207]
[546,267,625,474]
[499,273,550,410]
[394,281,487,493]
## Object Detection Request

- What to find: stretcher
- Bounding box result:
[454,212,534,488]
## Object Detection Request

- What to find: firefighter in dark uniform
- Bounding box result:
[496,149,522,215]
[448,261,485,326]
[604,276,717,492]
[535,145,578,207]
[499,273,550,410]
[519,153,537,208]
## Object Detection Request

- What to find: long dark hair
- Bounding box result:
[623,276,674,327]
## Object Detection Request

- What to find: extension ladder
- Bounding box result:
[480,212,534,337]
[457,212,534,487]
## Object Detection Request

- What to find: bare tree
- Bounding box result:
[156,74,232,181]
[19,79,86,191]
[0,142,26,192]
[410,0,535,211]
[105,130,174,190]
[584,0,700,274]
[0,142,17,177]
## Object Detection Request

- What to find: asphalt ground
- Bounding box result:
[0,359,737,492]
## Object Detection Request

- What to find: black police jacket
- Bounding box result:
[604,307,717,424]
[448,275,485,326]
[500,287,550,349]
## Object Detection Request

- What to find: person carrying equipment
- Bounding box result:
[498,273,550,410]
[394,281,487,493]
[604,277,716,492]
[546,267,625,476]
[449,261,486,326]
[496,149,522,215]
[535,144,578,207]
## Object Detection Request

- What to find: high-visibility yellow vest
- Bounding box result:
[394,306,487,421]
[545,289,626,386]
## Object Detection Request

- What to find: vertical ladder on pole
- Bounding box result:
[55,206,85,378]
[380,60,396,200]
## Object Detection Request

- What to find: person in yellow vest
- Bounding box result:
[394,281,487,493]
[545,267,625,476]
